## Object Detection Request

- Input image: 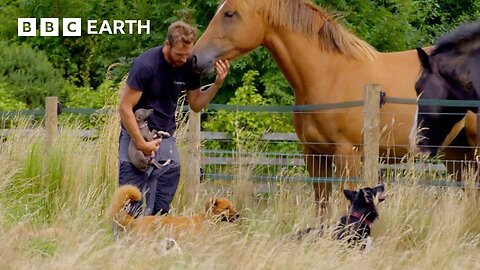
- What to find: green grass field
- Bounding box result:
[1,114,479,270]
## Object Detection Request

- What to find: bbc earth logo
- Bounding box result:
[18,18,150,36]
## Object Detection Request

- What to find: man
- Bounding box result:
[118,21,230,216]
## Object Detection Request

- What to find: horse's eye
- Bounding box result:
[224,11,235,18]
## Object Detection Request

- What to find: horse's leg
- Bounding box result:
[443,127,476,181]
[334,144,361,194]
[303,146,332,216]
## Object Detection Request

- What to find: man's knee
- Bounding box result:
[153,166,181,214]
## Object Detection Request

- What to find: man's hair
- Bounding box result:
[167,21,197,47]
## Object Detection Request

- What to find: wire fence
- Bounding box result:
[2,87,480,189]
[203,151,478,185]
[200,138,479,188]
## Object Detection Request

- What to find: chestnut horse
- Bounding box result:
[192,0,478,208]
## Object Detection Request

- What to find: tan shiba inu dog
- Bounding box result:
[108,185,239,236]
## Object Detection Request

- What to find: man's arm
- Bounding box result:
[187,59,230,112]
[118,85,160,156]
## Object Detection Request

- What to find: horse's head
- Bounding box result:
[192,0,265,75]
[414,48,469,157]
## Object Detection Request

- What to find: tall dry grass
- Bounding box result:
[1,112,480,269]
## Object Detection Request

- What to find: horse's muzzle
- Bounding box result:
[191,46,217,75]
[191,54,202,74]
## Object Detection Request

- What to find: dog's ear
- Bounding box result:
[343,190,357,202]
[205,198,217,213]
[373,184,386,203]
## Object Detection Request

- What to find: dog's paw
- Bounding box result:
[292,226,324,241]
[155,238,182,256]
[156,131,171,138]
[364,236,373,251]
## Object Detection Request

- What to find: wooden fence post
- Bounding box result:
[363,84,381,187]
[45,96,58,150]
[187,109,201,201]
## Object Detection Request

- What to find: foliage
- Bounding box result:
[0,0,479,140]
[62,80,115,109]
[310,0,480,51]
[203,70,296,152]
[1,116,480,268]
[58,78,121,129]
[0,0,201,89]
[0,114,119,223]
[0,83,28,111]
[0,41,64,108]
[0,2,479,267]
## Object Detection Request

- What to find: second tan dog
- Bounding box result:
[108,185,239,236]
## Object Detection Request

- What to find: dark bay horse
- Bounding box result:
[415,22,480,157]
[192,0,478,208]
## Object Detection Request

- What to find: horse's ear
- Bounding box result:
[416,47,431,72]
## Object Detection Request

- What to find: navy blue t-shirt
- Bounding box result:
[126,46,201,134]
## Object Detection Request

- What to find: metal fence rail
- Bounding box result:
[2,86,480,194]
[200,148,479,187]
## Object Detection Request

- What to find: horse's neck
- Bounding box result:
[263,28,352,104]
[263,29,425,103]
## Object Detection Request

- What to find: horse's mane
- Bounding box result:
[433,22,480,55]
[230,0,377,60]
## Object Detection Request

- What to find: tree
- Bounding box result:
[0,41,64,108]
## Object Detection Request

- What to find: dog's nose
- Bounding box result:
[229,213,240,222]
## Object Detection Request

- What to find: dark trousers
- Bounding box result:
[118,161,180,215]
[118,128,180,216]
